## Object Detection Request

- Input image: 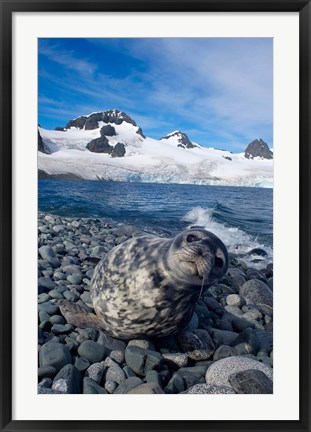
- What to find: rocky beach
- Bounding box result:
[38,212,273,395]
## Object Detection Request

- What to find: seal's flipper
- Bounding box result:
[59,300,105,331]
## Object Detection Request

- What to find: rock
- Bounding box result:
[52,364,81,394]
[230,275,247,291]
[67,274,82,285]
[62,264,82,275]
[239,279,273,314]
[161,131,196,149]
[210,328,239,347]
[178,365,209,376]
[165,370,204,394]
[105,380,118,393]
[39,245,55,260]
[124,346,162,376]
[205,356,273,387]
[49,315,66,325]
[184,313,199,332]
[244,139,273,160]
[248,248,268,257]
[75,357,91,372]
[51,324,72,335]
[106,365,126,385]
[203,296,223,312]
[38,365,57,379]
[76,327,98,341]
[39,310,50,322]
[97,332,126,352]
[114,377,144,394]
[226,294,245,308]
[110,350,125,364]
[39,342,71,371]
[208,284,234,298]
[127,339,155,351]
[233,328,273,354]
[224,305,244,317]
[38,377,53,388]
[63,290,79,302]
[38,293,51,304]
[231,316,255,332]
[178,329,215,361]
[229,369,273,393]
[162,353,188,368]
[86,135,113,154]
[123,366,136,378]
[127,383,165,394]
[38,277,56,292]
[111,143,126,158]
[38,301,59,315]
[83,377,107,394]
[145,370,162,387]
[154,335,179,352]
[182,384,236,394]
[85,362,104,383]
[38,387,62,394]
[78,340,106,363]
[100,124,116,136]
[213,345,237,361]
[80,291,91,304]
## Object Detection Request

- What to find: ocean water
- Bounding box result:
[38,180,273,262]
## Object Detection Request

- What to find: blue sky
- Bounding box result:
[38,38,273,152]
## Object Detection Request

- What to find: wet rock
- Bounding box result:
[239,279,273,315]
[39,342,71,371]
[162,353,188,368]
[178,329,215,361]
[52,364,81,394]
[127,383,164,394]
[205,356,273,387]
[229,369,273,394]
[125,346,162,376]
[83,377,107,394]
[114,377,144,394]
[78,340,106,363]
[182,384,236,394]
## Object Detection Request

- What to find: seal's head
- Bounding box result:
[169,228,228,286]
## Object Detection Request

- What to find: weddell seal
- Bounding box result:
[59,228,228,339]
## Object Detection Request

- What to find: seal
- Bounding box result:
[59,228,228,339]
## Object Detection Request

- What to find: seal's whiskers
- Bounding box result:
[199,275,205,300]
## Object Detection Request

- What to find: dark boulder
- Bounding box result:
[66,116,87,129]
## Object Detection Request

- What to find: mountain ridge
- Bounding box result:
[38,109,273,187]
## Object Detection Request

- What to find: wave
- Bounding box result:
[182,206,272,267]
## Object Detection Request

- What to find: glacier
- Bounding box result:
[38,113,273,188]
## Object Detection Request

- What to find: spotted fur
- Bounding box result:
[59,228,228,339]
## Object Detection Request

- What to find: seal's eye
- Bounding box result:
[186,234,199,243]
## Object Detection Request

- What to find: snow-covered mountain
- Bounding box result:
[38,109,273,187]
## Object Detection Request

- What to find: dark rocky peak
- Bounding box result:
[66,116,88,130]
[66,109,138,131]
[244,139,273,160]
[161,131,197,149]
[38,129,51,154]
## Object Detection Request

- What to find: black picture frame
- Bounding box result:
[1,0,310,431]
